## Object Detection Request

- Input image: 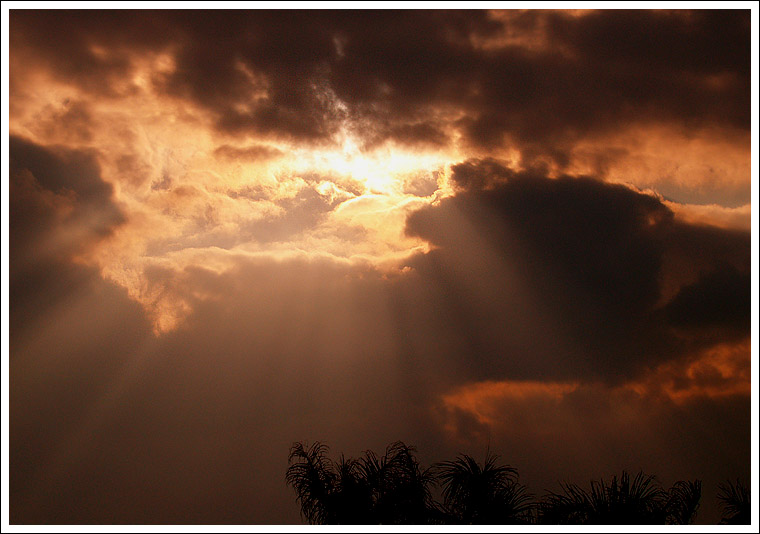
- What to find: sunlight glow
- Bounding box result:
[289,135,453,195]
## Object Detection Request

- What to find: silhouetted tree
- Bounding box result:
[538,471,701,525]
[666,480,702,525]
[539,478,594,524]
[285,441,337,524]
[287,443,709,525]
[358,441,437,524]
[718,479,750,525]
[286,440,437,524]
[433,452,533,524]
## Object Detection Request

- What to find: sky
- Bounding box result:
[4,6,756,526]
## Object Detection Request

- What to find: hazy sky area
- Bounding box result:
[5,7,755,526]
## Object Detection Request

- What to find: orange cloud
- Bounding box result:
[441,379,580,426]
[438,338,750,445]
[10,10,750,336]
[625,340,751,404]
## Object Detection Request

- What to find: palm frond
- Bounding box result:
[285,441,336,524]
[539,483,591,524]
[666,480,701,524]
[369,441,436,524]
[540,471,669,524]
[433,452,528,524]
[718,479,750,525]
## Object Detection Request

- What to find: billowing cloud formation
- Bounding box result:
[10,10,750,162]
[406,161,749,381]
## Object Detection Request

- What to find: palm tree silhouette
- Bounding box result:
[285,441,337,524]
[287,443,707,525]
[357,441,437,524]
[286,440,436,524]
[538,471,701,524]
[433,451,533,524]
[718,479,750,524]
[328,453,375,523]
[666,480,702,525]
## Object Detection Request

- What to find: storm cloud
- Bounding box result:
[9,136,125,338]
[10,10,750,165]
[406,163,750,381]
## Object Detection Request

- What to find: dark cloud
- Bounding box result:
[10,135,119,213]
[405,160,750,381]
[9,135,125,337]
[9,137,156,522]
[665,265,751,335]
[10,10,174,96]
[10,256,435,523]
[449,157,521,190]
[213,143,283,162]
[546,10,750,93]
[10,10,749,158]
[403,171,441,197]
[359,120,451,151]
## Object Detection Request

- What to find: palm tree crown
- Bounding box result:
[718,479,750,525]
[286,440,437,524]
[285,441,337,524]
[287,442,707,525]
[539,470,701,525]
[433,451,533,524]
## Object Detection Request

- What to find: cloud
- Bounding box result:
[9,135,125,336]
[448,157,519,191]
[10,10,750,161]
[10,135,120,217]
[213,143,283,162]
[405,161,750,382]
[9,10,176,96]
[436,373,749,523]
[10,157,750,520]
[27,99,95,144]
[8,10,750,525]
[243,182,352,243]
[663,201,750,231]
[664,265,750,335]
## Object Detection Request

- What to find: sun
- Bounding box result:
[288,136,454,195]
